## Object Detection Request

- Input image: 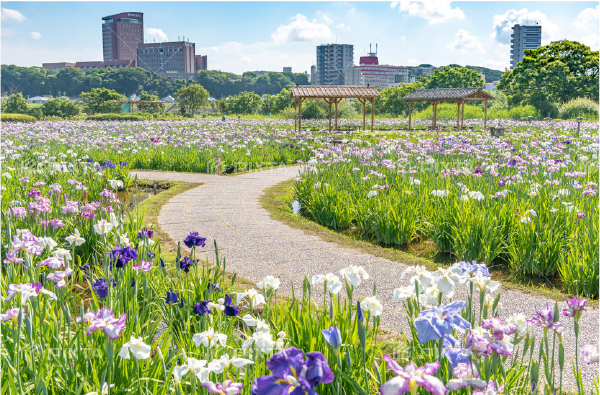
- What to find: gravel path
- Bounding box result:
[132,166,599,389]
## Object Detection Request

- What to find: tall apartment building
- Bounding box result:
[315,44,354,85]
[510,24,541,69]
[137,41,196,79]
[102,12,144,63]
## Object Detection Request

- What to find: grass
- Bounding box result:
[261,179,597,306]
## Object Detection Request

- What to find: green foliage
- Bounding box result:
[174,83,209,115]
[498,40,599,112]
[300,99,356,119]
[0,113,36,122]
[138,91,164,113]
[2,93,28,114]
[261,89,293,114]
[508,105,537,120]
[228,91,262,114]
[196,70,308,98]
[41,97,81,118]
[559,98,599,120]
[421,66,485,89]
[0,65,56,96]
[447,64,504,82]
[372,82,426,117]
[412,102,484,120]
[79,88,125,114]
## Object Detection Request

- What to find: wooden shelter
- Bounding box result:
[401,88,495,130]
[289,86,381,132]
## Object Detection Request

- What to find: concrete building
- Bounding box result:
[102,12,144,64]
[310,65,317,85]
[195,55,208,71]
[510,24,542,69]
[283,66,292,73]
[315,44,354,85]
[27,96,51,104]
[343,54,409,89]
[137,41,196,79]
[42,62,75,71]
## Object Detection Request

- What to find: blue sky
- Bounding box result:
[1,1,598,74]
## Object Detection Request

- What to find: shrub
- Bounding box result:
[41,97,81,118]
[508,105,537,120]
[1,113,36,122]
[413,103,483,120]
[559,97,599,120]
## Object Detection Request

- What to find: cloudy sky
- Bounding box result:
[1,1,598,74]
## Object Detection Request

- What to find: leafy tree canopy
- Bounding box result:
[421,66,485,89]
[79,88,125,114]
[174,84,209,115]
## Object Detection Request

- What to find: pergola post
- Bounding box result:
[484,100,488,130]
[461,101,465,130]
[334,99,339,131]
[408,101,413,130]
[326,98,332,132]
[298,99,302,131]
[456,100,461,130]
[432,101,438,130]
[370,98,374,132]
[294,98,297,131]
[361,98,366,131]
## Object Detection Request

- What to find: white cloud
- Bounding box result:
[322,14,333,25]
[575,5,599,31]
[491,8,558,45]
[391,1,465,24]
[336,23,350,30]
[401,36,406,40]
[271,14,332,45]
[29,31,42,39]
[448,29,484,53]
[146,28,167,42]
[1,8,25,22]
[582,32,599,50]
[479,59,509,72]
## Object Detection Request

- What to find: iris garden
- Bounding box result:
[1,118,598,395]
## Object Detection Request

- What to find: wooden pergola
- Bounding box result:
[290,86,381,132]
[401,88,495,130]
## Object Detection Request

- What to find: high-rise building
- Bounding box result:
[310,65,317,85]
[195,55,208,71]
[137,41,196,79]
[102,12,144,63]
[510,24,541,69]
[315,44,354,85]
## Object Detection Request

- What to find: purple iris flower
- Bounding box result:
[160,258,165,268]
[207,283,221,293]
[528,303,564,334]
[166,289,178,304]
[442,335,470,368]
[414,301,471,344]
[102,160,115,168]
[451,260,491,278]
[193,301,212,316]
[562,296,587,319]
[119,161,128,167]
[183,232,207,249]
[380,355,445,395]
[223,294,239,317]
[109,245,138,269]
[137,228,154,239]
[92,278,109,299]
[322,325,342,350]
[251,347,334,395]
[79,263,90,271]
[178,256,193,273]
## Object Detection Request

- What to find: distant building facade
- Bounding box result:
[315,44,354,85]
[43,59,135,72]
[343,55,409,88]
[137,41,196,79]
[283,66,292,73]
[102,12,144,64]
[195,55,208,71]
[510,24,542,69]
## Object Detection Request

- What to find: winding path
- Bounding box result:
[131,166,599,388]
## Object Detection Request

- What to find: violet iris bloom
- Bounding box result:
[562,296,587,319]
[132,260,153,271]
[77,307,126,339]
[223,294,239,317]
[166,289,179,304]
[207,283,221,293]
[193,301,212,316]
[203,381,243,395]
[322,325,342,350]
[380,355,446,395]
[251,347,334,395]
[528,303,564,334]
[183,232,207,249]
[441,335,470,368]
[179,256,194,273]
[109,245,138,269]
[137,228,154,239]
[92,279,109,299]
[414,301,471,344]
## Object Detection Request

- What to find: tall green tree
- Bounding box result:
[1,93,29,114]
[498,40,599,113]
[56,67,85,96]
[422,66,485,89]
[138,92,164,113]
[79,88,125,114]
[228,91,261,114]
[41,97,80,118]
[174,84,209,115]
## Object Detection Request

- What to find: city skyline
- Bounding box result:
[1,1,598,74]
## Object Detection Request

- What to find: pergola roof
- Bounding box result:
[401,87,495,101]
[290,85,381,99]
